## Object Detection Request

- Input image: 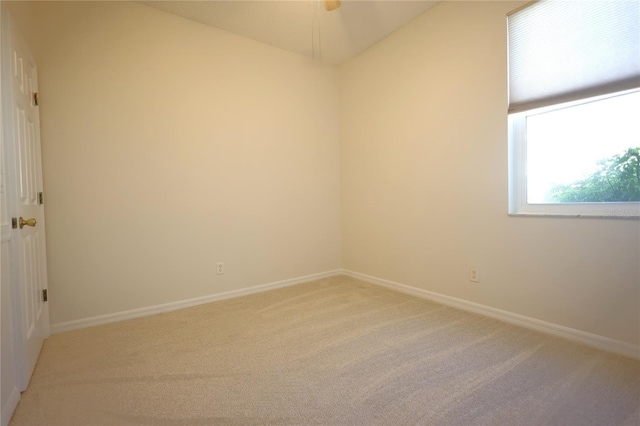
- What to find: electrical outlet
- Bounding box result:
[216,262,224,275]
[470,267,479,283]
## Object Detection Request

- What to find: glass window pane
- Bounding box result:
[526,91,640,204]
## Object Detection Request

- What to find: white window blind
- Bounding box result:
[508,0,640,113]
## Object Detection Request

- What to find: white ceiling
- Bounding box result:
[142,1,440,65]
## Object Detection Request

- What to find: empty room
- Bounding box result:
[1,0,639,424]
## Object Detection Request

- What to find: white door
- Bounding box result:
[1,7,23,419]
[1,11,49,391]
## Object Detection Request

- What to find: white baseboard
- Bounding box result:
[51,269,342,334]
[50,268,639,360]
[1,386,20,426]
[342,269,640,360]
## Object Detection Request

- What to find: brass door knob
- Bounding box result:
[19,217,37,229]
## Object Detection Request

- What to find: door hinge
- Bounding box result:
[11,218,17,229]
[33,92,39,106]
[38,192,44,205]
[42,289,48,302]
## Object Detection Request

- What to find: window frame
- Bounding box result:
[508,90,640,219]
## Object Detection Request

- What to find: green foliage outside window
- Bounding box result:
[546,147,640,202]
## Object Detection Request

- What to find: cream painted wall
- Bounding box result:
[6,1,341,325]
[340,1,640,345]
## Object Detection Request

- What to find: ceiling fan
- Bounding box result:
[323,0,341,12]
[310,0,340,61]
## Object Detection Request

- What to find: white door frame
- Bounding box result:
[0,8,23,426]
[0,7,22,426]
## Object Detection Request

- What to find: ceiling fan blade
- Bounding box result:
[323,0,341,12]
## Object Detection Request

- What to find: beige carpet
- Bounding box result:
[9,275,640,425]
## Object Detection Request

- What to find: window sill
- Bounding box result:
[508,212,640,220]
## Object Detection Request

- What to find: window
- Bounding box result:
[507,0,640,217]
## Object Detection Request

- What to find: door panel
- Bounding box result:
[1,35,22,421]
[1,240,21,426]
[1,10,49,392]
